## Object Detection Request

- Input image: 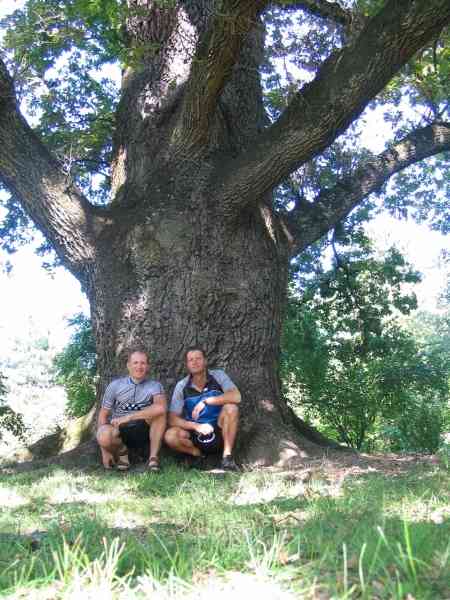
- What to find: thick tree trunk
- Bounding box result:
[87,189,325,464]
[2,1,448,465]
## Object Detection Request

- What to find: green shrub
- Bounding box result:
[282,240,450,451]
[381,392,449,453]
[53,314,97,417]
[0,372,26,441]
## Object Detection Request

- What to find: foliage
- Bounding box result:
[0,0,121,208]
[0,319,69,450]
[385,283,450,453]
[282,227,449,451]
[0,371,26,441]
[0,462,449,598]
[0,1,449,239]
[381,392,448,454]
[53,313,97,417]
[0,0,448,456]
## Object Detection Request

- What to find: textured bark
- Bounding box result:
[1,0,449,464]
[0,62,95,280]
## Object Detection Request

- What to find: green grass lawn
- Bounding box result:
[0,457,449,599]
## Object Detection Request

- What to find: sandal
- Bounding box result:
[147,457,160,472]
[116,447,130,471]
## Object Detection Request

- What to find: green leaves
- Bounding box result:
[282,227,448,451]
[0,372,26,441]
[1,0,121,203]
[53,313,97,417]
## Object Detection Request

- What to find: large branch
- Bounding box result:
[275,0,353,27]
[216,0,450,217]
[0,58,96,279]
[178,0,270,147]
[285,121,450,254]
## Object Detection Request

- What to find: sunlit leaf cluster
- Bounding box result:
[281,223,449,451]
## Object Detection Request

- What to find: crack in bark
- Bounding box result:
[177,0,270,148]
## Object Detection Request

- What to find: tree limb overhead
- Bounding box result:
[178,0,270,147]
[274,0,353,27]
[216,0,450,217]
[0,58,96,278]
[286,121,450,254]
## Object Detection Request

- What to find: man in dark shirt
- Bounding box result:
[165,347,240,471]
[96,349,166,471]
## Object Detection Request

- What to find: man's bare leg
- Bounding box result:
[148,413,167,461]
[164,427,202,457]
[96,424,128,468]
[218,404,239,457]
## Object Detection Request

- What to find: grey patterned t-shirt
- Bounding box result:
[101,377,164,419]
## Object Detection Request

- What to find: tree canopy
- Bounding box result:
[0,0,449,460]
[0,0,449,261]
[282,225,450,451]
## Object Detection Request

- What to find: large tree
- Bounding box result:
[0,0,449,463]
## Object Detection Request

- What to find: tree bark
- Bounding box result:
[1,0,449,464]
[87,192,310,464]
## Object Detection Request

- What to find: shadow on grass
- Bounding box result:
[0,460,449,597]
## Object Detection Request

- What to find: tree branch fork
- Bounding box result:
[0,0,449,270]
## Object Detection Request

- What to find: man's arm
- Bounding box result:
[168,411,214,435]
[191,370,241,422]
[202,388,241,406]
[97,406,112,428]
[110,393,167,427]
[191,387,241,422]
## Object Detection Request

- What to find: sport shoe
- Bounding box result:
[220,455,239,472]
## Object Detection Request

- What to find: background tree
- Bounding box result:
[0,0,449,462]
[0,371,26,443]
[0,317,67,453]
[282,226,449,451]
[53,313,97,418]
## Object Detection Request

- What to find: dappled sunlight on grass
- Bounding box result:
[0,485,28,509]
[0,458,449,598]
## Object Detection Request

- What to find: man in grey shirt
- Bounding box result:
[96,348,167,471]
[165,347,240,471]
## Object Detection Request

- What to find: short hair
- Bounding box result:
[127,347,150,363]
[184,346,206,362]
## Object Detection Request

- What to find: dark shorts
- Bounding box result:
[190,425,223,455]
[119,420,150,449]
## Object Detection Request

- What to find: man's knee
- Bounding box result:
[148,412,167,428]
[165,427,189,447]
[96,424,117,448]
[221,404,239,419]
[164,427,178,447]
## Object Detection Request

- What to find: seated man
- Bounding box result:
[96,348,166,471]
[164,347,240,471]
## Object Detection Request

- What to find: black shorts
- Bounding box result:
[190,425,223,455]
[119,420,150,449]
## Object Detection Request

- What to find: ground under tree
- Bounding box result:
[0,0,449,463]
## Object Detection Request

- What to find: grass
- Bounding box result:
[0,459,449,599]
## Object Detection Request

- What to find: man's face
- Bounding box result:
[186,350,207,376]
[127,352,150,382]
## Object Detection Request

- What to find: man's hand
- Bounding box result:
[192,400,207,421]
[110,415,131,428]
[195,422,214,436]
